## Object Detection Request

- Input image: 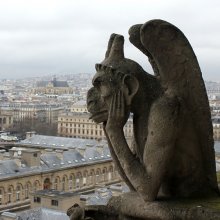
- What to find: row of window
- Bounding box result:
[0,166,117,206]
[59,128,104,136]
[60,123,101,128]
[59,118,90,123]
[59,120,132,128]
[0,117,12,124]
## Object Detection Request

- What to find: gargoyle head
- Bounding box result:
[87,34,142,123]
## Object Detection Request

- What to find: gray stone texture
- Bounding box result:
[80,19,220,219]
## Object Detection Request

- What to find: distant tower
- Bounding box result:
[52,75,57,87]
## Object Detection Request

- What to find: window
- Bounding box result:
[0,190,2,205]
[54,179,58,190]
[51,199,59,206]
[76,178,80,188]
[16,186,21,201]
[25,186,30,199]
[33,153,38,157]
[8,188,12,203]
[69,179,73,190]
[34,197,41,203]
[62,177,66,190]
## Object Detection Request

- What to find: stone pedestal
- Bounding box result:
[83,192,220,220]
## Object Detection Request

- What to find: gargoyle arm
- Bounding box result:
[106,95,179,201]
[103,125,136,191]
[106,126,152,201]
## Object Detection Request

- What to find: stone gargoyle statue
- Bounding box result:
[82,19,220,219]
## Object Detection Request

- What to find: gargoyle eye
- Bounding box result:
[93,77,102,86]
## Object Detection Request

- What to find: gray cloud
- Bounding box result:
[0,0,220,80]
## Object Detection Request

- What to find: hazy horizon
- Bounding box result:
[0,0,220,81]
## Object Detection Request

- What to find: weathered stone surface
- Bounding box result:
[69,19,220,219]
[84,192,220,220]
[87,19,219,201]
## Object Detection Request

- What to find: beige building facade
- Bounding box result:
[32,77,73,95]
[0,135,120,213]
[0,103,64,124]
[213,125,220,140]
[0,112,13,131]
[30,190,81,212]
[57,112,133,140]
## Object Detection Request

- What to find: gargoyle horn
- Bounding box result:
[104,34,125,62]
[105,33,116,58]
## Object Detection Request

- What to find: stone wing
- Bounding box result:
[129,19,218,191]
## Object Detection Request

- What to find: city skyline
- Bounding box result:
[0,0,220,81]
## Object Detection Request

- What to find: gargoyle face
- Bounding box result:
[87,87,108,123]
[87,67,122,124]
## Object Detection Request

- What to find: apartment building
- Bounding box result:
[0,135,120,213]
[57,112,133,140]
[0,112,13,131]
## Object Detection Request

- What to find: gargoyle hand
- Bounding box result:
[106,90,129,132]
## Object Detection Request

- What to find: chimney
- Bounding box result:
[14,158,21,167]
[1,212,17,219]
[0,149,6,160]
[55,149,63,160]
[21,149,41,167]
[2,152,10,160]
[25,131,36,139]
[96,145,104,155]
[77,147,86,157]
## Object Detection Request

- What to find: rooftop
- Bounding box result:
[72,100,86,106]
[2,208,69,220]
[0,135,111,179]
[32,189,79,198]
[36,78,69,88]
[18,135,106,149]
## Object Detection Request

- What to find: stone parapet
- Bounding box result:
[73,192,220,220]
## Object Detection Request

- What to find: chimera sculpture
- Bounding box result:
[69,19,220,220]
[87,19,219,200]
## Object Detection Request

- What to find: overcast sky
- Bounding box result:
[0,0,219,81]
